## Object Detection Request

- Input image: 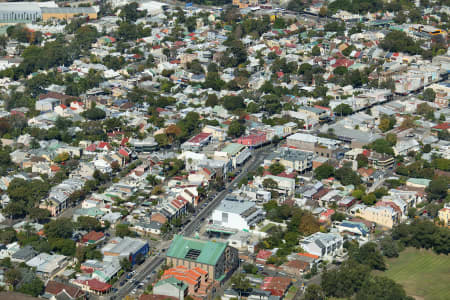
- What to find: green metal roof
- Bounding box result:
[407,178,431,186]
[166,235,227,266]
[221,143,245,155]
[154,277,188,291]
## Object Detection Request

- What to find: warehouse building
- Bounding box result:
[166,235,238,282]
[0,2,96,23]
[41,7,97,21]
[0,2,42,23]
[101,236,149,265]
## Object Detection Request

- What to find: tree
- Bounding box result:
[82,107,106,120]
[231,273,250,295]
[380,237,399,258]
[5,268,22,286]
[356,276,411,300]
[380,31,421,55]
[299,214,320,236]
[146,174,161,186]
[120,258,132,272]
[227,120,245,138]
[335,167,361,186]
[77,216,102,231]
[368,138,394,155]
[28,208,51,224]
[243,263,258,274]
[54,152,70,163]
[222,95,245,112]
[304,284,325,300]
[50,238,76,256]
[205,94,219,107]
[362,193,376,205]
[44,218,74,239]
[321,260,370,298]
[311,45,321,56]
[116,224,133,238]
[379,115,396,132]
[426,177,448,200]
[262,178,278,189]
[119,2,140,22]
[351,242,386,271]
[356,154,368,168]
[314,163,335,180]
[269,162,285,175]
[386,133,397,146]
[423,88,436,102]
[333,104,353,116]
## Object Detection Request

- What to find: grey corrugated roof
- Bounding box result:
[41,7,96,13]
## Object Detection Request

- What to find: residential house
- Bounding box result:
[299,232,343,259]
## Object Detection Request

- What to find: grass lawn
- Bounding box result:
[284,285,298,300]
[373,248,450,300]
[260,223,276,232]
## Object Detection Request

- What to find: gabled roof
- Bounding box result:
[45,280,84,299]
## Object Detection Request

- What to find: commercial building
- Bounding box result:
[215,143,251,169]
[166,235,239,282]
[153,277,188,300]
[210,198,265,231]
[101,237,149,265]
[181,132,212,151]
[0,2,96,23]
[41,7,97,21]
[26,253,68,279]
[0,2,43,23]
[287,133,343,159]
[265,148,313,173]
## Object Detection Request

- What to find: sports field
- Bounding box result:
[374,248,450,300]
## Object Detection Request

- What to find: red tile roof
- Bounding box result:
[256,250,272,260]
[432,122,450,130]
[45,280,85,299]
[82,231,105,243]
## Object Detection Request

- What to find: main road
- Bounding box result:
[111,143,275,299]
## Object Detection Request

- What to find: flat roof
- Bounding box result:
[221,143,245,155]
[166,235,227,266]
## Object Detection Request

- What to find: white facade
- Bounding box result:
[299,232,343,259]
[211,199,265,231]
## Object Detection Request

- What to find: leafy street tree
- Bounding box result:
[227,120,245,138]
[333,104,353,116]
[231,273,251,295]
[423,88,436,102]
[120,257,132,272]
[115,224,133,238]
